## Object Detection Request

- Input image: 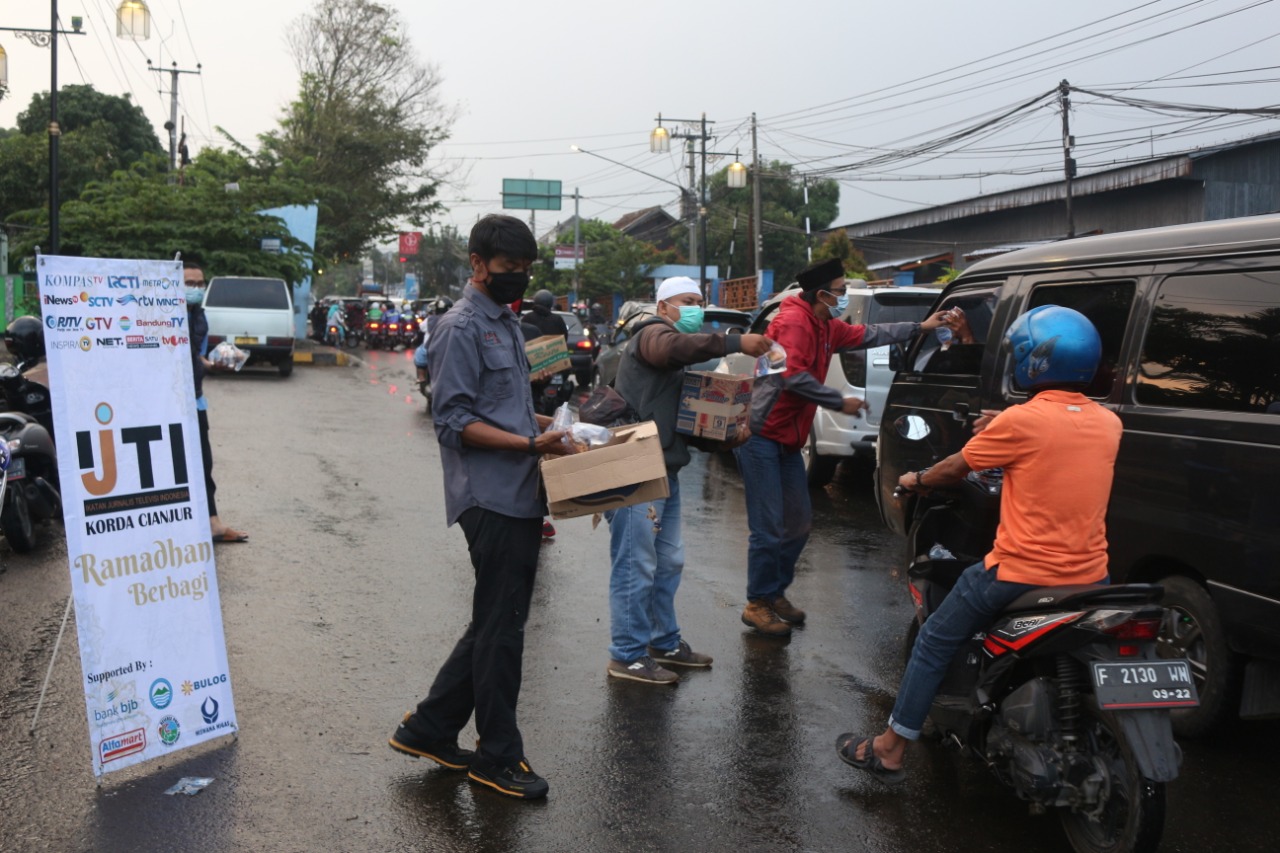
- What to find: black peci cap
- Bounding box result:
[796,257,845,292]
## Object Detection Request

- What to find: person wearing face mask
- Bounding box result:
[602,276,773,685]
[389,214,575,801]
[183,260,249,543]
[735,258,951,636]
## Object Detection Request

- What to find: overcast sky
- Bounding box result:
[2,0,1278,245]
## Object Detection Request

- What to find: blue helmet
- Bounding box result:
[1005,305,1101,391]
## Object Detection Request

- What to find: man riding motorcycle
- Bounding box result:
[835,305,1120,783]
[325,300,347,347]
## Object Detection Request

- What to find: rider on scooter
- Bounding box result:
[325,300,347,346]
[835,305,1120,783]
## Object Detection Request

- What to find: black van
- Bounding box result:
[876,213,1280,736]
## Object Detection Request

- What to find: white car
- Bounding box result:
[203,276,296,377]
[750,283,940,486]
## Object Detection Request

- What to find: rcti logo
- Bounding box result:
[77,403,190,499]
[107,275,141,290]
[149,677,173,709]
[44,315,82,331]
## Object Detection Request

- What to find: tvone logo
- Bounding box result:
[77,402,189,497]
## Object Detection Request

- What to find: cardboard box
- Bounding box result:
[676,371,754,441]
[525,335,572,381]
[540,421,669,519]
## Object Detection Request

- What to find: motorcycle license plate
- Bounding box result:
[235,336,258,346]
[5,457,24,481]
[1090,660,1200,710]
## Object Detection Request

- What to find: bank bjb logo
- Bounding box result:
[201,696,220,725]
[77,402,191,516]
[149,677,173,709]
[157,715,180,747]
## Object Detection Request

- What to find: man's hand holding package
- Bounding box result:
[740,334,773,357]
[536,429,577,456]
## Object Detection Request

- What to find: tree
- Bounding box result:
[42,148,313,282]
[575,221,674,302]
[0,85,164,240]
[812,229,871,280]
[685,161,839,286]
[258,0,455,264]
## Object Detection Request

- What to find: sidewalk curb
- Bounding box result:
[293,348,359,367]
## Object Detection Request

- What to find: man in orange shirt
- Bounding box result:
[836,305,1120,783]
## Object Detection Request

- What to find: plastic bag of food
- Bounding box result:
[209,341,250,372]
[755,342,788,377]
[569,422,613,450]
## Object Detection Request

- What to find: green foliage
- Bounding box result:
[934,266,961,284]
[257,0,454,264]
[0,85,164,238]
[812,229,871,279]
[527,219,673,302]
[680,161,840,285]
[42,148,313,282]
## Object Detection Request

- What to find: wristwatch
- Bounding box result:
[528,436,538,455]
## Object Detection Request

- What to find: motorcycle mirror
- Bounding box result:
[895,414,931,441]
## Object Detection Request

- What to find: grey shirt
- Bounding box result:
[429,284,544,525]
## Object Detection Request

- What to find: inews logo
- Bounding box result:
[99,727,146,764]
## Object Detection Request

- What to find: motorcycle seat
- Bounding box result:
[0,412,37,429]
[1001,582,1163,613]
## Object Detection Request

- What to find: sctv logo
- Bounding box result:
[77,402,189,496]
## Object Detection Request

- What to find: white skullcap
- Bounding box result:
[656,276,701,303]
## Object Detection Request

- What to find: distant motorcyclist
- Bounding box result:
[426,295,453,339]
[524,290,568,339]
[325,300,347,346]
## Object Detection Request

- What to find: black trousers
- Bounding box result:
[412,507,542,767]
[198,408,217,518]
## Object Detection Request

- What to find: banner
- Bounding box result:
[38,255,238,777]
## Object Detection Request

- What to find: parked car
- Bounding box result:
[203,276,295,377]
[747,283,939,486]
[594,304,752,388]
[522,310,599,389]
[875,212,1280,737]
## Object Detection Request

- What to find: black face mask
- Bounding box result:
[485,271,530,305]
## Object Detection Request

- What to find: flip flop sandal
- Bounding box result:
[213,529,250,543]
[835,733,906,785]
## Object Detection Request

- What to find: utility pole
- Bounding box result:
[148,60,201,174]
[803,176,813,262]
[699,113,709,291]
[1059,79,1077,239]
[751,112,763,283]
[686,139,697,270]
[572,187,581,304]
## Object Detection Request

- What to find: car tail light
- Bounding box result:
[266,337,293,347]
[576,340,593,349]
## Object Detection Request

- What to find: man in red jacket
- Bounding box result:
[735,258,951,635]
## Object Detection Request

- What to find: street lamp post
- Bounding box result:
[0,1,148,255]
[648,114,746,294]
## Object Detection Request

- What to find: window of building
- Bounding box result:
[1137,271,1280,413]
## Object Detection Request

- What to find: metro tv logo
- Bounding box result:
[77,402,191,516]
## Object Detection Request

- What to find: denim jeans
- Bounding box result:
[605,473,684,662]
[734,435,811,602]
[889,562,1035,739]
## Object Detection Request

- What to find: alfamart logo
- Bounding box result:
[99,728,146,764]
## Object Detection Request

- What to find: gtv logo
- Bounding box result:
[77,403,188,496]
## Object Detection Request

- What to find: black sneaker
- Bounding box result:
[388,712,475,770]
[468,757,550,799]
[646,639,713,668]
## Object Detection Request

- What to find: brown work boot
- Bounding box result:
[771,596,806,625]
[741,600,792,636]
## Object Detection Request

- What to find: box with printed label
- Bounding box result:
[540,420,669,519]
[525,335,572,381]
[675,371,754,441]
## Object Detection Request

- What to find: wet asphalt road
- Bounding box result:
[1,346,1278,853]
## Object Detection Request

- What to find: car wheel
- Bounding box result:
[278,358,294,378]
[803,430,838,488]
[1157,575,1241,737]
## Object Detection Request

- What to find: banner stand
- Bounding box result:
[30,594,74,734]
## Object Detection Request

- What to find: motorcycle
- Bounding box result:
[897,466,1193,853]
[323,320,347,348]
[532,370,574,417]
[364,319,389,350]
[0,363,61,552]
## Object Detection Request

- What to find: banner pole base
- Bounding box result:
[30,594,74,735]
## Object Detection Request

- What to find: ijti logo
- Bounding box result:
[99,728,146,764]
[44,315,82,331]
[149,677,173,709]
[77,403,190,500]
[107,275,141,290]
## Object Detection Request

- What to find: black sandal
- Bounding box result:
[835,733,906,785]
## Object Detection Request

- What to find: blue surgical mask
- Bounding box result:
[185,287,205,306]
[668,304,705,334]
[834,294,849,315]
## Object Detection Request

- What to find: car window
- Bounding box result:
[911,285,1001,374]
[867,293,935,324]
[702,312,750,335]
[205,279,291,310]
[1136,271,1280,414]
[1026,280,1136,399]
[559,313,584,334]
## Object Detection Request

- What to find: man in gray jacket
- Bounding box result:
[605,276,772,684]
